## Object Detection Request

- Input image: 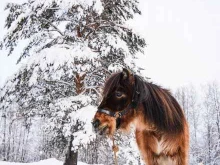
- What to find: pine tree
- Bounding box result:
[1,0,145,66]
[0,0,146,164]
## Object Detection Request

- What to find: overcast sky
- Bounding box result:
[0,0,220,89]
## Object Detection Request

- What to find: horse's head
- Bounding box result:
[92,68,135,136]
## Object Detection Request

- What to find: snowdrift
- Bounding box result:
[0,158,102,165]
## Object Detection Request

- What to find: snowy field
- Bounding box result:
[0,159,102,165]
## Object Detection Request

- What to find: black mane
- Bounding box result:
[103,72,186,133]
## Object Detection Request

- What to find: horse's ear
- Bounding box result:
[122,68,134,84]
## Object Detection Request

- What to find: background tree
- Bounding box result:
[175,85,202,164]
[202,82,220,165]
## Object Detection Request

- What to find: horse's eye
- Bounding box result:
[115,91,123,97]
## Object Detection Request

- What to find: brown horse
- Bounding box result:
[92,68,189,165]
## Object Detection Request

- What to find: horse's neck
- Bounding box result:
[119,103,157,132]
[133,111,156,132]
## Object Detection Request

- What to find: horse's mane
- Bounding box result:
[103,72,185,133]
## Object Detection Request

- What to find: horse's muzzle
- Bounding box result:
[92,119,100,129]
[92,119,108,135]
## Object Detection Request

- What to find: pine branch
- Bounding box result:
[44,79,73,87]
[84,20,132,40]
[82,86,102,98]
[35,16,64,36]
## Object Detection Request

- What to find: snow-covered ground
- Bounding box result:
[0,159,101,165]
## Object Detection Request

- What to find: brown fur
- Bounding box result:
[93,70,189,165]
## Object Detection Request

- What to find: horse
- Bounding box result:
[92,68,189,165]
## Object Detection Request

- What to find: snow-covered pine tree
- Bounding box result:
[0,0,146,164]
[1,0,145,68]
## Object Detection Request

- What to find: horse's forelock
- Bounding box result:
[103,72,122,98]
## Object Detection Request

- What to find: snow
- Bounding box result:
[32,0,103,16]
[6,9,32,37]
[0,159,102,165]
[24,43,100,86]
[28,43,98,67]
[49,95,97,151]
[0,159,61,165]
[71,105,97,149]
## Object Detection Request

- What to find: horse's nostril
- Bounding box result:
[92,119,100,128]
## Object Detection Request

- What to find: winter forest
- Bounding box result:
[0,0,219,165]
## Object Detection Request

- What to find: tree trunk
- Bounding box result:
[74,73,86,95]
[64,151,78,165]
[64,72,86,165]
[63,135,78,165]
